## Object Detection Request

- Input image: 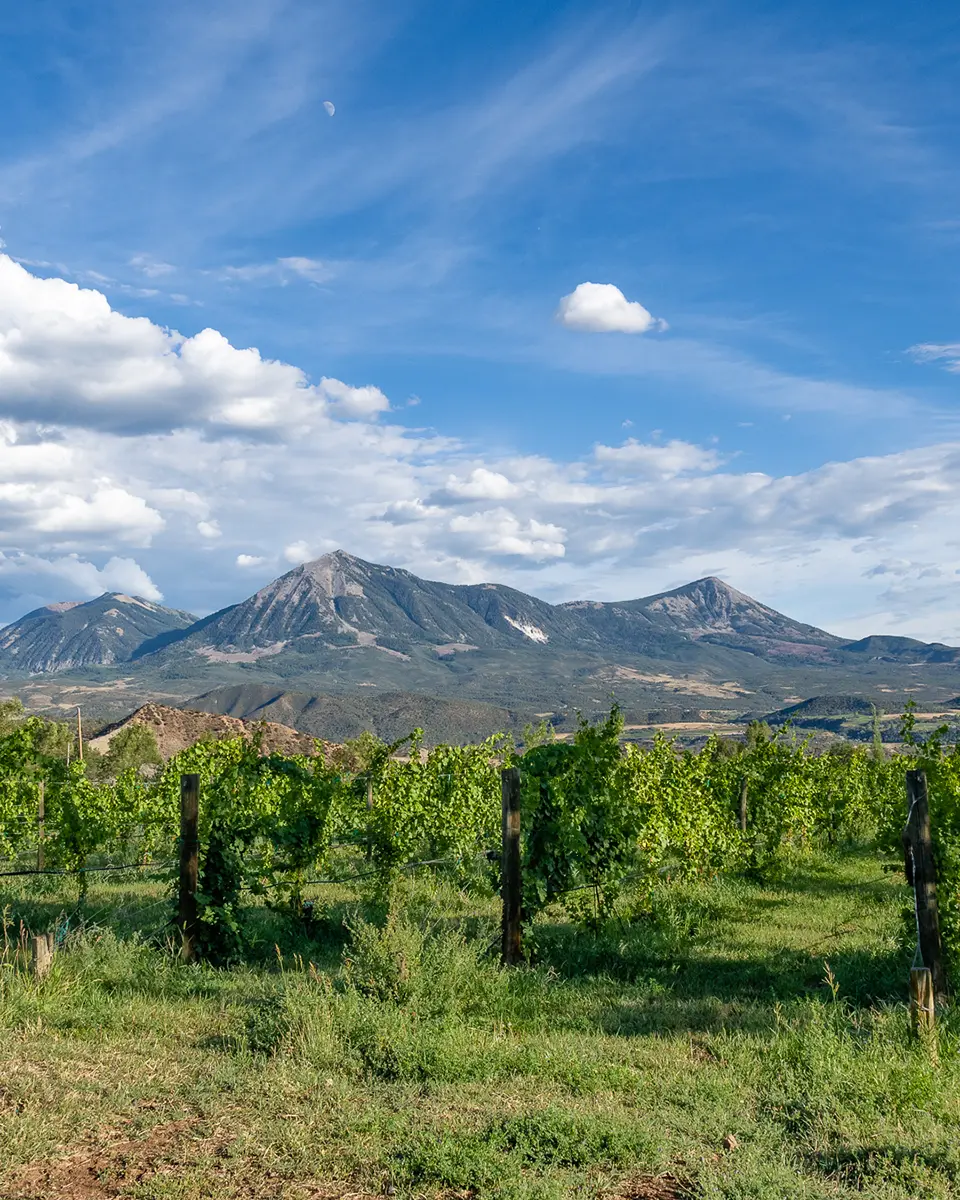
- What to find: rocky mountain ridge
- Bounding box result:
[0,593,197,674]
[3,553,959,732]
[3,551,958,677]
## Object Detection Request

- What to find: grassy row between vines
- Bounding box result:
[1,847,959,1199]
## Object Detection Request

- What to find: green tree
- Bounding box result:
[98,724,163,780]
[327,729,386,774]
[745,719,773,751]
[0,697,24,736]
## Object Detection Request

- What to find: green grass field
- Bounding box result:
[1,850,958,1199]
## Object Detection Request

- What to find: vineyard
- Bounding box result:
[2,702,960,1198]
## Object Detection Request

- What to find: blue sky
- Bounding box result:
[2,0,960,638]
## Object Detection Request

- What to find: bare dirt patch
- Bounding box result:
[624,722,739,733]
[5,1119,201,1199]
[606,1175,695,1199]
[3,1121,402,1200]
[597,668,751,699]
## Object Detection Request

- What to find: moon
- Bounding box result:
[323,100,335,117]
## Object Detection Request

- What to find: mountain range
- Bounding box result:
[0,592,196,674]
[2,550,959,737]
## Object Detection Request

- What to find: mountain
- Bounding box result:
[4,553,960,742]
[0,593,197,675]
[563,577,844,663]
[155,550,603,660]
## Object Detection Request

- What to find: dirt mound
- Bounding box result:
[86,702,328,760]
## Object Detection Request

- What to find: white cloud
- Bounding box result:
[217,257,334,285]
[908,343,960,372]
[236,553,267,568]
[556,282,667,334]
[278,256,333,283]
[593,438,722,477]
[0,551,162,604]
[0,478,164,547]
[129,254,176,279]
[436,468,524,502]
[447,509,566,559]
[320,377,391,420]
[0,254,336,434]
[283,541,314,565]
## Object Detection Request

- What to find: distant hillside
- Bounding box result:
[0,594,196,674]
[87,702,324,760]
[764,695,882,724]
[838,636,960,664]
[185,684,524,745]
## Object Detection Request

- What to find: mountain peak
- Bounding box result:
[661,576,753,603]
[0,593,197,674]
[274,551,373,602]
[634,575,841,649]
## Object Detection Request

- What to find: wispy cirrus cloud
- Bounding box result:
[908,342,960,371]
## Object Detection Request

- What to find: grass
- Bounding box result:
[1,849,958,1199]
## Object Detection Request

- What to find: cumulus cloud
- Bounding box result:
[1,476,164,547]
[433,468,525,503]
[0,551,162,605]
[556,282,667,334]
[0,254,358,434]
[283,541,314,565]
[236,554,267,568]
[447,509,566,559]
[320,377,391,420]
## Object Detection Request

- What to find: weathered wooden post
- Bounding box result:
[738,776,748,835]
[904,770,946,1002]
[910,967,936,1045]
[37,780,45,871]
[30,931,55,978]
[500,767,522,966]
[178,774,200,963]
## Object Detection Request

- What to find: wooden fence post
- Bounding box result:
[30,932,54,978]
[37,780,45,871]
[904,770,946,1000]
[738,776,748,835]
[179,774,200,963]
[501,766,522,966]
[910,966,936,1048]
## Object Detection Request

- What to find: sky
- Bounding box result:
[2,0,960,638]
